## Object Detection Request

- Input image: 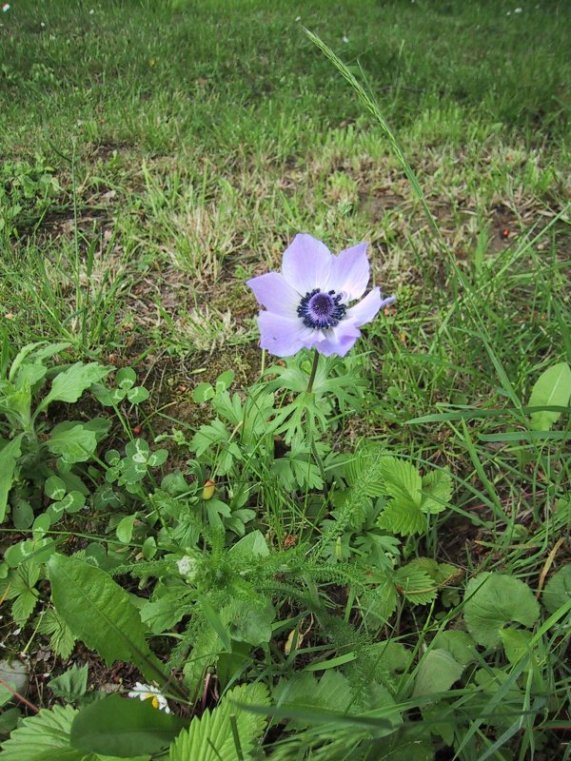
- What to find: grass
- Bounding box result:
[1,0,570,758]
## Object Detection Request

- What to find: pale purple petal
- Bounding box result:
[257,312,311,357]
[281,233,333,294]
[328,242,370,301]
[247,272,299,317]
[313,322,362,357]
[346,287,383,327]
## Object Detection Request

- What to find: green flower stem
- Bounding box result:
[306,349,320,393]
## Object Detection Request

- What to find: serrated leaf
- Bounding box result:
[48,554,165,684]
[542,565,571,614]
[345,442,386,497]
[377,497,426,536]
[39,362,110,410]
[0,704,80,761]
[529,362,571,431]
[71,694,185,757]
[37,608,77,659]
[394,564,437,605]
[380,457,422,505]
[376,457,426,536]
[169,683,269,761]
[420,468,452,514]
[464,572,540,648]
[0,434,23,523]
[12,589,38,626]
[413,648,465,697]
[359,578,398,626]
[48,664,89,703]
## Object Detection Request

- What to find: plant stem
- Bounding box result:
[306,349,320,393]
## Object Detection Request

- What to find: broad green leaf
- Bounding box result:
[394,563,437,605]
[8,341,70,381]
[45,475,67,501]
[12,498,34,529]
[359,579,398,626]
[499,627,534,667]
[47,424,98,464]
[48,554,165,684]
[39,362,110,411]
[377,498,425,536]
[169,683,269,761]
[221,598,275,644]
[48,664,89,703]
[192,382,214,403]
[71,694,185,757]
[0,434,23,522]
[0,659,28,708]
[413,648,465,697]
[116,367,137,390]
[529,362,571,431]
[542,564,571,614]
[366,641,412,692]
[432,631,477,666]
[229,530,269,560]
[116,514,137,544]
[464,572,540,648]
[127,386,150,404]
[140,588,194,634]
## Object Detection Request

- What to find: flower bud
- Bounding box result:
[202,479,216,500]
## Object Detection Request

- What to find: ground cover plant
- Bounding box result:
[1,0,570,759]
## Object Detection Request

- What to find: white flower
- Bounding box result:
[127,682,171,713]
[514,7,523,12]
[2,4,11,12]
[177,555,198,580]
[342,35,349,43]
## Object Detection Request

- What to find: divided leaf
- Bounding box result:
[464,572,540,648]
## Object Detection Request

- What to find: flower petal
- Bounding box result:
[346,287,383,327]
[281,233,333,294]
[313,322,362,357]
[247,272,299,317]
[328,242,370,301]
[257,312,311,357]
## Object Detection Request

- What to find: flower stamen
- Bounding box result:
[297,288,347,329]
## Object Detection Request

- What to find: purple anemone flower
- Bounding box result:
[247,233,395,358]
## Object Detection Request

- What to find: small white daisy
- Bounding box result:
[127,682,171,713]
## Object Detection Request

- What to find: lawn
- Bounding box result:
[0,0,570,759]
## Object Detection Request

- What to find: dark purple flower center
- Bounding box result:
[297,288,347,330]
